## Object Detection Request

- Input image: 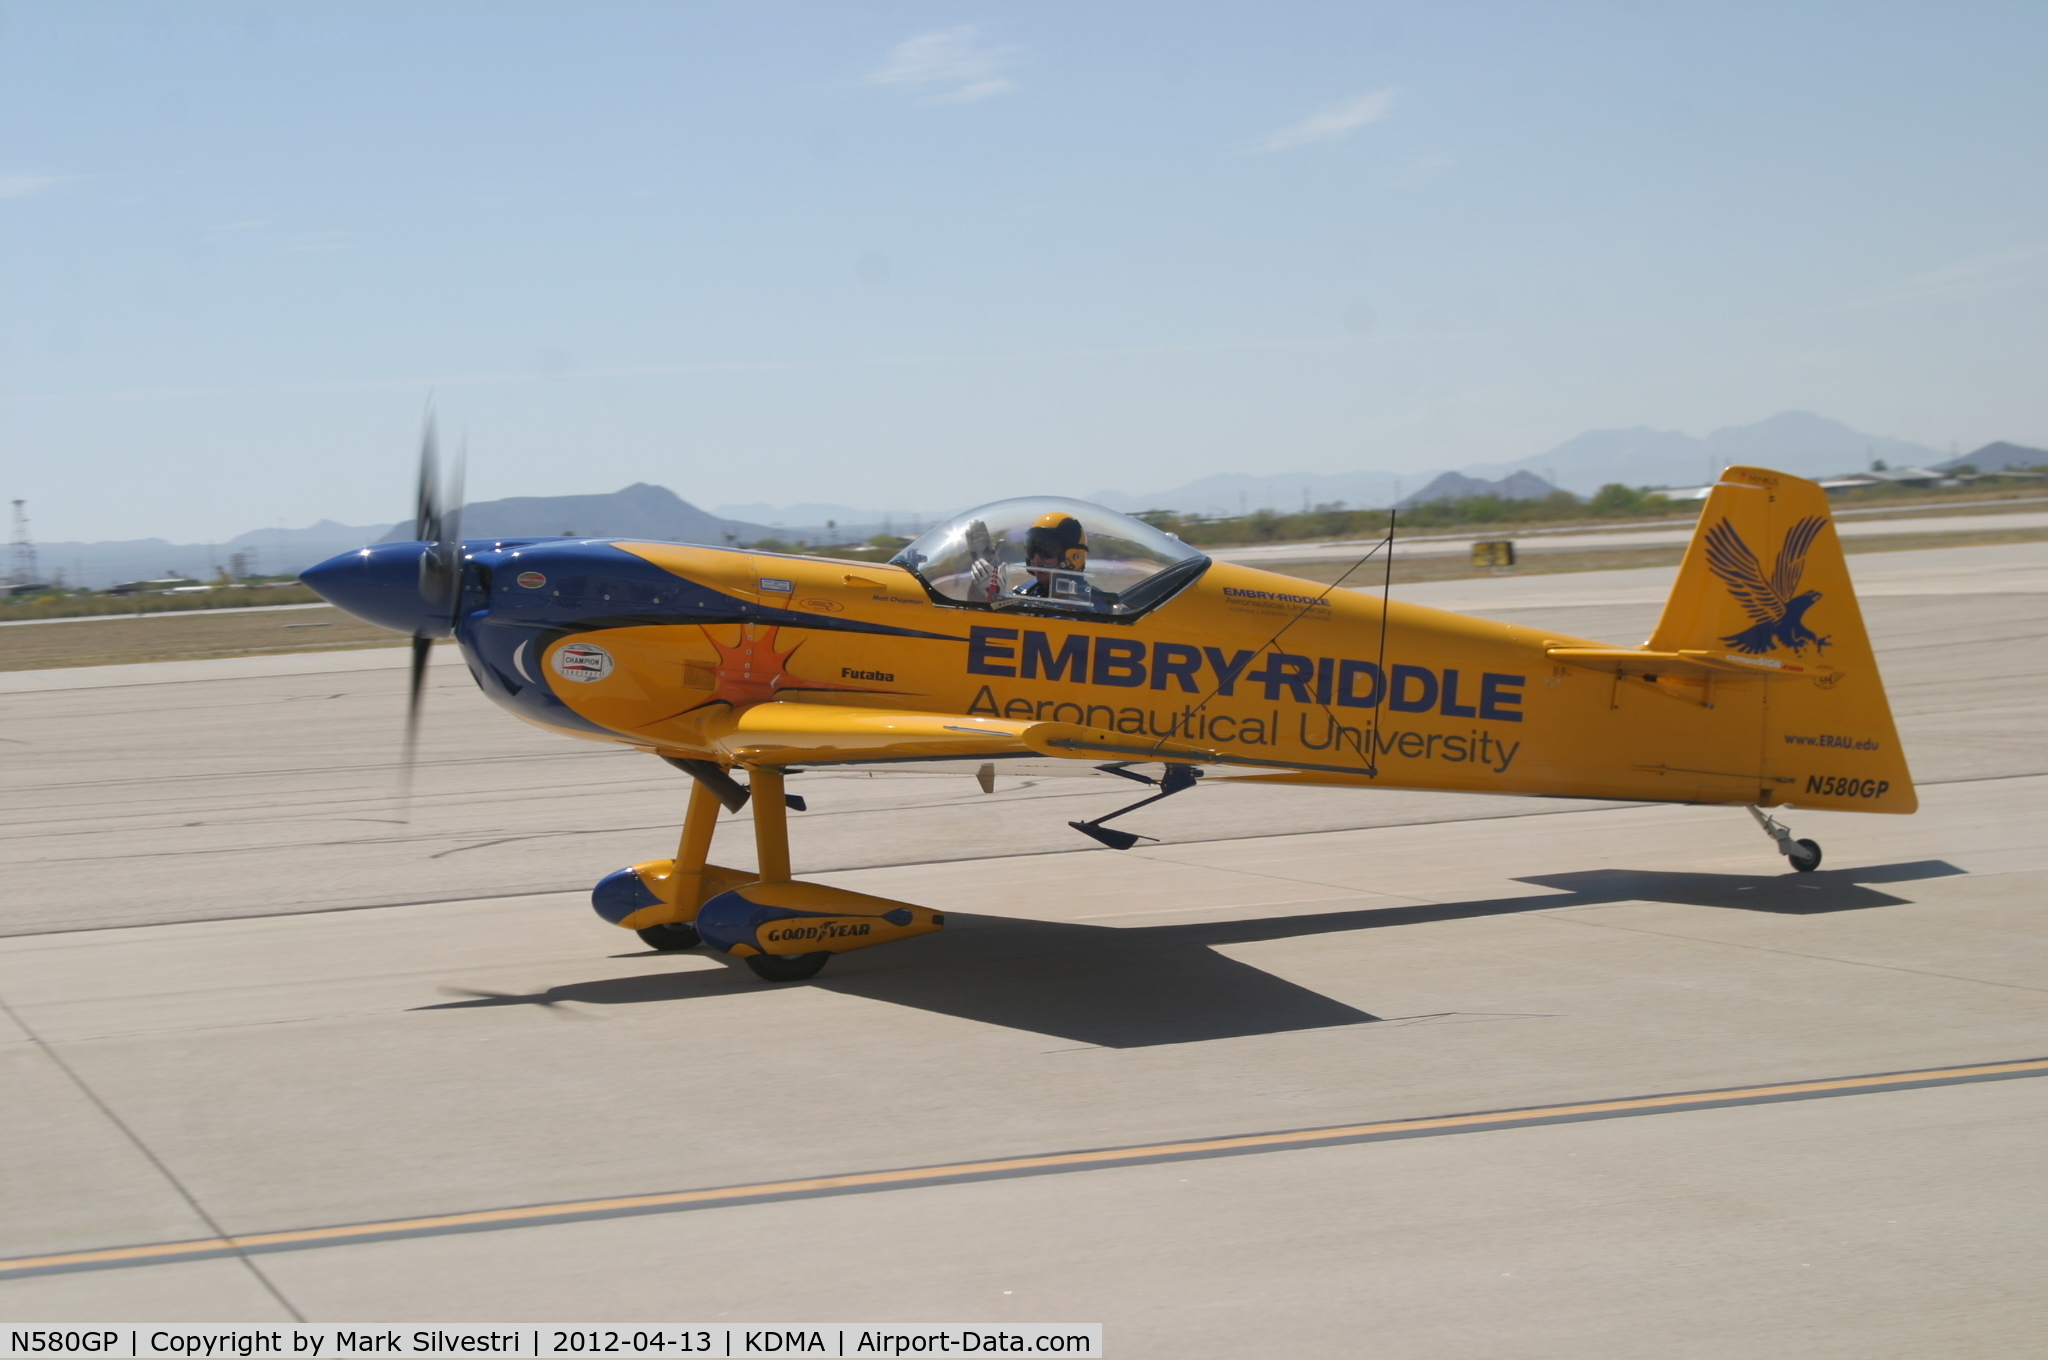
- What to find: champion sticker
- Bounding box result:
[552,642,614,683]
[758,578,794,594]
[517,571,547,589]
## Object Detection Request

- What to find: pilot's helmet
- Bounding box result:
[1025,512,1088,571]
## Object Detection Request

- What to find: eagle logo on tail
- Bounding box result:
[1704,515,1832,655]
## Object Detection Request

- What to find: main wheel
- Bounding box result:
[744,951,831,982]
[636,922,702,951]
[1788,838,1823,873]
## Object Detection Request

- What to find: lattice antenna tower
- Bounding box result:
[10,500,39,587]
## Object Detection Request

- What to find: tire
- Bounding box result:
[1788,839,1823,873]
[744,951,831,982]
[636,922,702,951]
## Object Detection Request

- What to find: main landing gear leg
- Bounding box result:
[684,764,942,980]
[1748,805,1822,873]
[634,779,723,952]
[737,767,832,982]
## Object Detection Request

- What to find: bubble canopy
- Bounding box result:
[890,497,1209,618]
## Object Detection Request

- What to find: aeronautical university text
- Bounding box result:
[963,627,1528,771]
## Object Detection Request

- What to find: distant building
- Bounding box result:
[1816,467,1952,493]
[107,576,202,596]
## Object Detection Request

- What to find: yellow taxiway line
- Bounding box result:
[5,1055,2045,1279]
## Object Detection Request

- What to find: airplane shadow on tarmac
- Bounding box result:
[418,859,1964,1048]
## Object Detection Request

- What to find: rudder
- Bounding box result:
[1648,466,1915,814]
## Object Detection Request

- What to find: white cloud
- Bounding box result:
[1860,240,2048,307]
[1239,90,1397,154]
[870,26,1019,103]
[0,172,71,199]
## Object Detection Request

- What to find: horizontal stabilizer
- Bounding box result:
[1546,647,1812,681]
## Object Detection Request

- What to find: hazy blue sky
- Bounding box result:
[3,2,2044,542]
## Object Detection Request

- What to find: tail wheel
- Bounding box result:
[636,922,702,951]
[744,951,831,982]
[1788,839,1823,873]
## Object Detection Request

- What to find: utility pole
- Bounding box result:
[9,500,39,589]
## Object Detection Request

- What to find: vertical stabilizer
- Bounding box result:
[1649,466,1915,813]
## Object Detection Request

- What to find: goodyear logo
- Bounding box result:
[764,919,873,944]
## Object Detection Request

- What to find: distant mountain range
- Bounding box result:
[1086,469,1407,518]
[374,483,767,546]
[31,520,400,591]
[1941,441,2047,473]
[31,415,2040,588]
[1459,411,1948,491]
[1087,412,1958,512]
[1398,470,1565,508]
[39,486,769,589]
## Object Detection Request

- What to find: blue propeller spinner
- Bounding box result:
[299,411,463,813]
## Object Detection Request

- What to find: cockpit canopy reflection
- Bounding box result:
[890,496,1209,618]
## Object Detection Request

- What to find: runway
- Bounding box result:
[2,540,2044,1354]
[11,1055,2047,1283]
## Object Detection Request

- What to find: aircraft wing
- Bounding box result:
[1017,722,1377,779]
[700,703,1037,765]
[697,702,1224,770]
[698,702,1375,780]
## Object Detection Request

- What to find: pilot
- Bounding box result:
[1017,512,1100,605]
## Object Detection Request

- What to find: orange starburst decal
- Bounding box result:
[692,623,893,713]
[704,624,802,708]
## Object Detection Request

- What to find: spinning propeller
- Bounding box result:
[403,411,464,813]
[297,409,470,818]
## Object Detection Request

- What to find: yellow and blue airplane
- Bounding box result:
[303,451,1913,982]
